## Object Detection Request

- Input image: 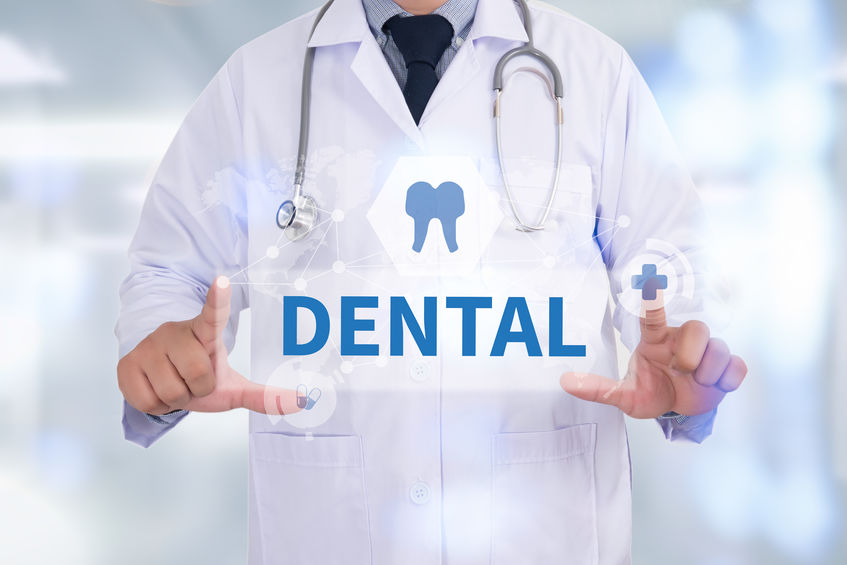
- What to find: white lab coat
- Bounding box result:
[116,0,714,563]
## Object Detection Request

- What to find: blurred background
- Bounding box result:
[0,0,844,563]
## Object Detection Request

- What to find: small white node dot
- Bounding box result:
[375,356,388,368]
[215,276,230,289]
[617,215,631,228]
[543,255,556,269]
[332,260,346,274]
[294,278,307,291]
[266,245,280,259]
[332,209,345,223]
[340,361,354,374]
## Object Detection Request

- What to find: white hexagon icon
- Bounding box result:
[367,156,504,277]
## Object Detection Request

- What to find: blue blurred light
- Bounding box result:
[691,447,766,539]
[763,82,833,159]
[676,10,744,80]
[764,469,835,559]
[10,159,78,207]
[35,247,90,321]
[672,86,756,172]
[35,430,93,490]
[757,172,832,371]
[752,0,818,37]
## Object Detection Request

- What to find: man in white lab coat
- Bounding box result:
[116,0,747,563]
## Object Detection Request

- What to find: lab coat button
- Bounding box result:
[409,481,431,505]
[409,362,430,382]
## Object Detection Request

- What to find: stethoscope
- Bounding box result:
[276,0,564,240]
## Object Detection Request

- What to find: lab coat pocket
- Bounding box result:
[478,157,595,225]
[477,158,596,281]
[525,161,596,244]
[250,432,372,565]
[491,424,598,565]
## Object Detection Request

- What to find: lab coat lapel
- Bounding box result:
[419,0,528,126]
[350,37,425,147]
[308,0,423,147]
[418,39,480,126]
[467,0,529,44]
[306,0,369,47]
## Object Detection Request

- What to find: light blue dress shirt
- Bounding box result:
[362,0,478,91]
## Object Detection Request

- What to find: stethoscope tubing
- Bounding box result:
[280,0,565,237]
[294,0,336,195]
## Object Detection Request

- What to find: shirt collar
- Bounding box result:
[308,0,527,49]
[362,0,479,47]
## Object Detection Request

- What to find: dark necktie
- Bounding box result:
[383,14,454,125]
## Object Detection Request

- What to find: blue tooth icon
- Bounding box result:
[405,181,466,253]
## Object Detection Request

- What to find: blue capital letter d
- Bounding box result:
[283,296,330,355]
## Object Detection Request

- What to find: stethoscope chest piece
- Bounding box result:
[277,193,318,241]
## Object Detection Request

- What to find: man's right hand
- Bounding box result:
[117,276,301,417]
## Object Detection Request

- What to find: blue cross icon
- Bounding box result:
[631,264,668,300]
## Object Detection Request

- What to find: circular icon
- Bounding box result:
[617,238,695,317]
[265,362,337,429]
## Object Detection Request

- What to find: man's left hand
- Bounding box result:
[560,289,747,418]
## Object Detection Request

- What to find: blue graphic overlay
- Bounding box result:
[631,263,668,300]
[405,181,465,253]
[295,384,322,411]
[282,296,587,358]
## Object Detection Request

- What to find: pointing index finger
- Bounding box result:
[191,275,232,345]
[238,380,303,416]
[640,287,668,344]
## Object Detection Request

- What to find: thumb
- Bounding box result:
[237,379,304,416]
[560,371,626,409]
[192,276,232,345]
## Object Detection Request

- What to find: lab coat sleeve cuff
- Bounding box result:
[123,401,188,448]
[657,407,716,444]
